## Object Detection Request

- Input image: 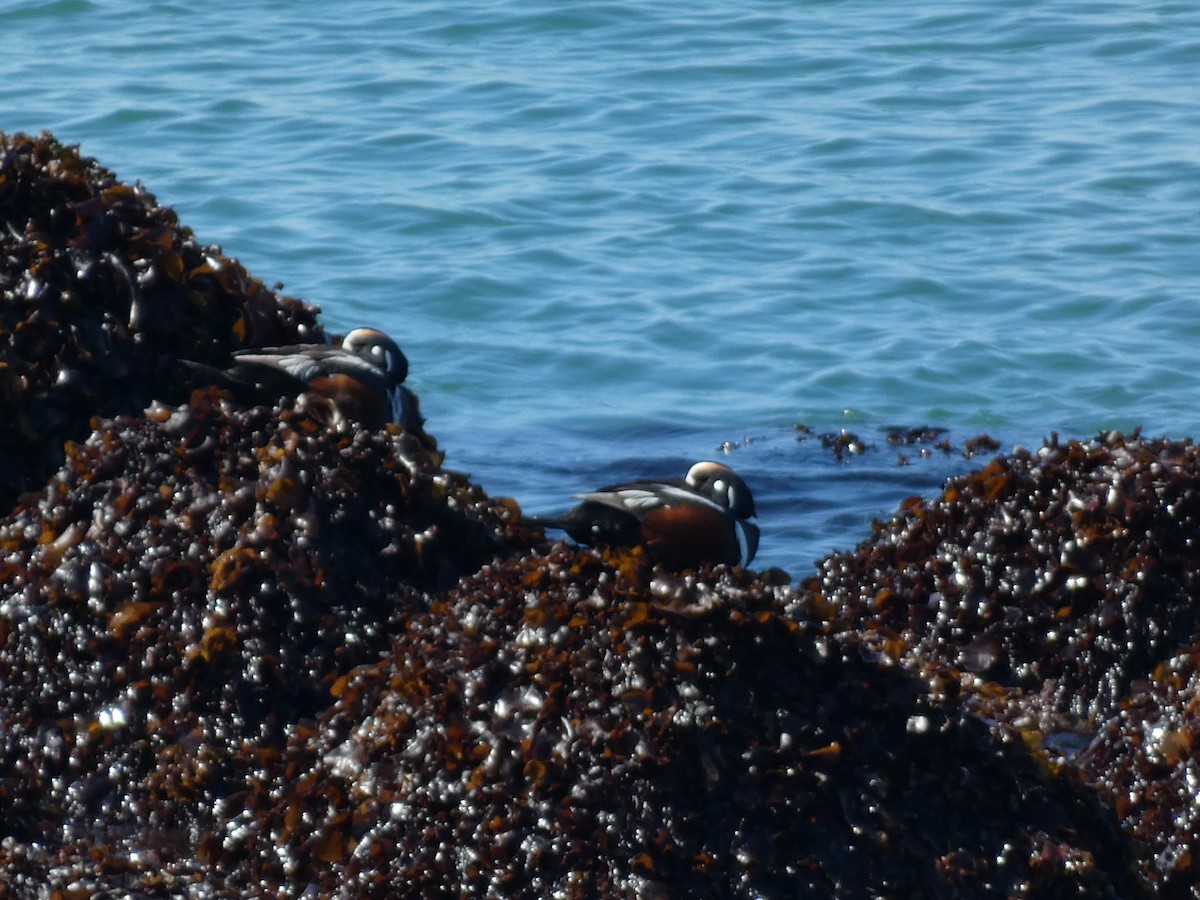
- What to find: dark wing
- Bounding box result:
[575,481,725,518]
[549,500,645,547]
[531,482,675,547]
[229,348,390,395]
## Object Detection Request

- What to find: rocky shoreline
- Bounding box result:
[1,132,1195,897]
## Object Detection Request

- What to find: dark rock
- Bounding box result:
[0,131,322,509]
[805,430,1200,894]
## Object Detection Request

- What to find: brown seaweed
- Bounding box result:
[805,430,1200,893]
[0,131,321,509]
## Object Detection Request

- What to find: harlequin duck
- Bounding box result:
[185,328,419,430]
[531,461,759,568]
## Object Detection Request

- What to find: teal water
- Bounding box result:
[4,1,1199,573]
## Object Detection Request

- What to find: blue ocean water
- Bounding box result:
[3,0,1199,574]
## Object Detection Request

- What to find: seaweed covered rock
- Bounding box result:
[0,131,322,508]
[0,390,529,877]
[196,553,1139,898]
[809,432,1200,721]
[1079,649,1200,898]
[0,543,1146,896]
[805,431,1200,895]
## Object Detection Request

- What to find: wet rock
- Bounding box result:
[0,537,1145,897]
[0,390,528,867]
[228,554,1140,898]
[805,430,1200,895]
[0,131,321,509]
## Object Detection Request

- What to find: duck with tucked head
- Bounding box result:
[184,327,419,430]
[530,460,759,569]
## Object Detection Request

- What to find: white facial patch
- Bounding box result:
[710,478,731,509]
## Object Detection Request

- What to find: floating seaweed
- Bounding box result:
[819,428,870,460]
[885,424,948,446]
